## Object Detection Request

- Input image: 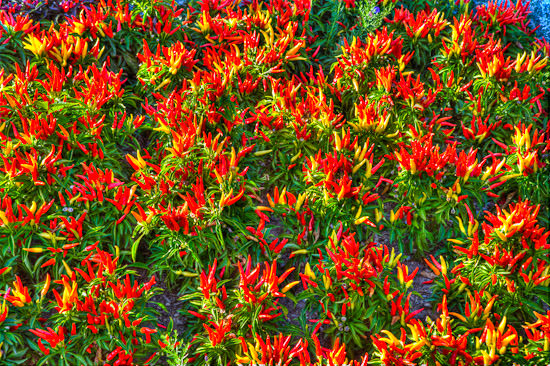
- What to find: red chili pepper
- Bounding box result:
[464,203,474,223]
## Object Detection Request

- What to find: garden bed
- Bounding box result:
[0,0,549,365]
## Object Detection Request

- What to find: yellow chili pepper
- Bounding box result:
[281,281,300,293]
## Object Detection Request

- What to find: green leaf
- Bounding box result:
[350,327,362,347]
[418,209,427,221]
[131,232,146,262]
[353,321,369,333]
[364,303,378,320]
[521,298,545,313]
